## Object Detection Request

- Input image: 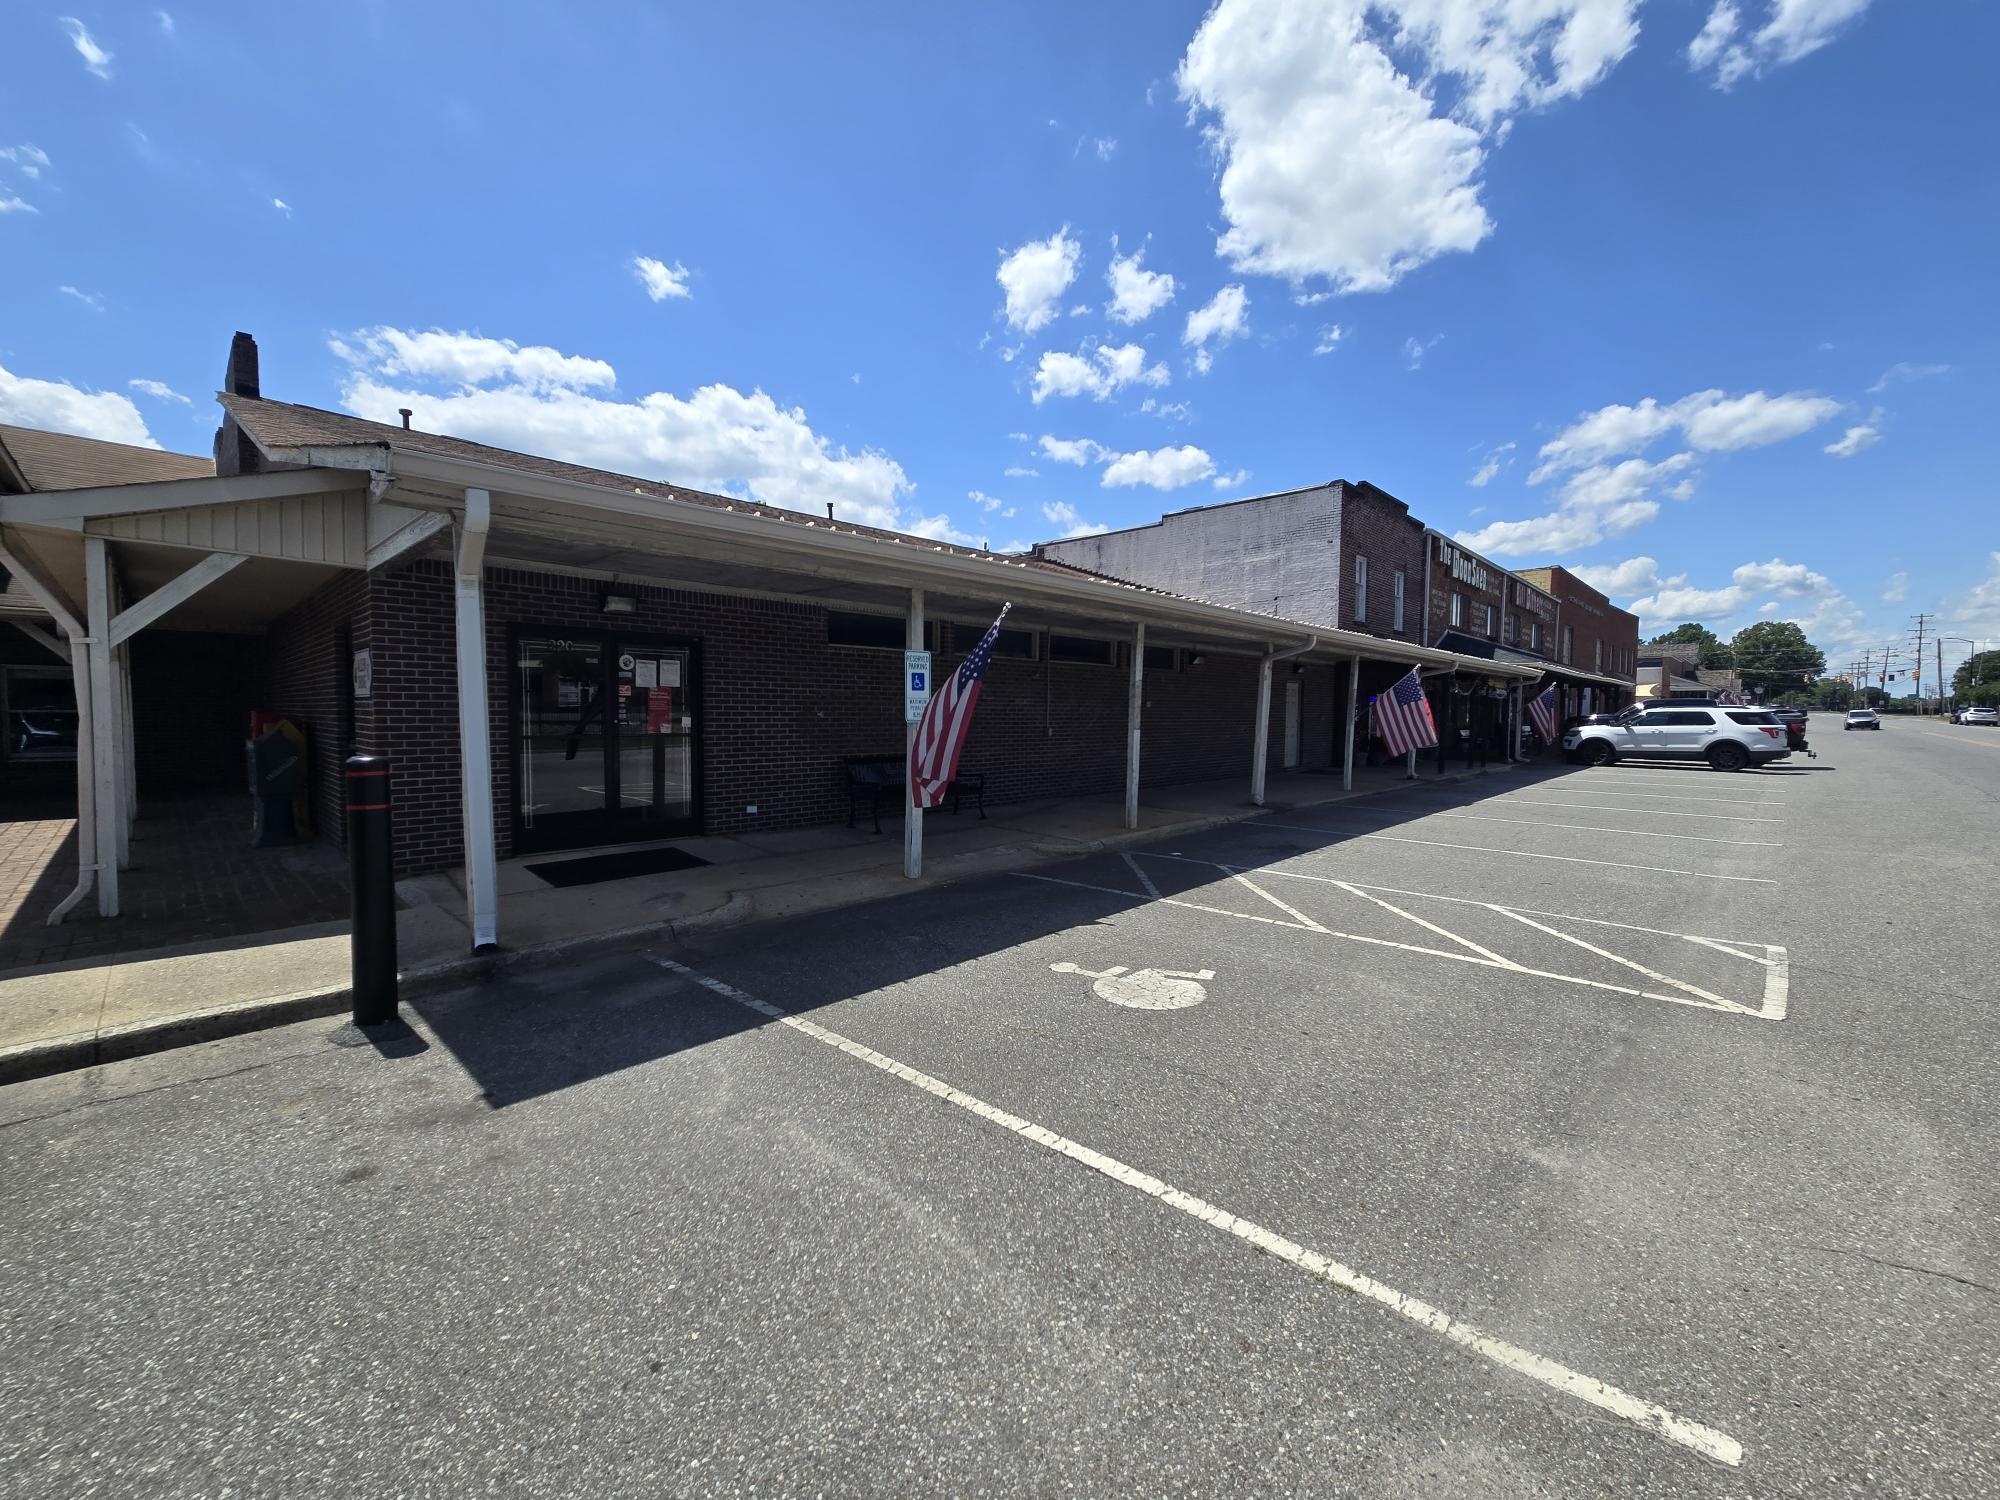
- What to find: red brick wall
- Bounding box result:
[1425,533,1508,647]
[1336,483,1427,644]
[358,561,1347,876]
[264,572,369,846]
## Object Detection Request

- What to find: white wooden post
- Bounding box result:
[83,536,121,916]
[118,643,137,842]
[904,588,925,879]
[1124,622,1144,830]
[1342,654,1361,791]
[1251,649,1274,807]
[455,488,499,951]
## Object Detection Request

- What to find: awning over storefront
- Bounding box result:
[1430,630,1633,697]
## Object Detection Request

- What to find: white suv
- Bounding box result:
[1563,704,1792,771]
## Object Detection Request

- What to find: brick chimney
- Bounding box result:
[213,330,263,476]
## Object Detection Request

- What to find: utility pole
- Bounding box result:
[1937,636,1945,715]
[1911,613,1932,714]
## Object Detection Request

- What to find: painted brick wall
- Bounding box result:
[1425,533,1509,647]
[1035,486,1341,628]
[357,561,1345,876]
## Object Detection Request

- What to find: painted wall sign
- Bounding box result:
[351,647,372,701]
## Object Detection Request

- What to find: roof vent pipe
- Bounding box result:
[826,503,834,519]
[398,408,413,430]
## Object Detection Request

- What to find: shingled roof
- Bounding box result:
[0,424,213,493]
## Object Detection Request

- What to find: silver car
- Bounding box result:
[1845,709,1882,730]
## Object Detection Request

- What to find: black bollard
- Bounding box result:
[345,755,398,1026]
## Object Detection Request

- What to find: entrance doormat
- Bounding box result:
[526,846,712,888]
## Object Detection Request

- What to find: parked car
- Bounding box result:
[1955,706,1998,726]
[1845,708,1882,730]
[1563,705,1791,771]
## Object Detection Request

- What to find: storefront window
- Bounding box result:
[3,667,77,763]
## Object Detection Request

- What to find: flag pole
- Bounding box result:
[904,588,925,879]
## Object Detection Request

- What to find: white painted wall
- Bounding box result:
[1038,485,1342,627]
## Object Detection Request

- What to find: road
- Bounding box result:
[4,717,1996,1497]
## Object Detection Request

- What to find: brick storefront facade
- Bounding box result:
[1422,532,1508,648]
[1335,483,1427,644]
[258,557,1343,877]
[1515,566,1640,707]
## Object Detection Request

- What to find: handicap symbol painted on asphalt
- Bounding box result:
[1050,963,1215,1011]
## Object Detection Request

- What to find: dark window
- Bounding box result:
[1144,644,1178,671]
[1726,711,1779,725]
[1660,710,1718,725]
[1049,633,1115,666]
[1628,711,1675,727]
[992,627,1038,660]
[828,612,934,651]
[2,666,77,762]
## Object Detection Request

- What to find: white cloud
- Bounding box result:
[1041,500,1109,539]
[1105,243,1177,325]
[1468,440,1514,487]
[633,256,693,301]
[1030,343,1171,404]
[334,329,913,531]
[1625,555,1838,630]
[1313,325,1345,355]
[0,145,50,180]
[0,195,37,216]
[1532,387,1840,479]
[1879,570,1908,604]
[0,362,156,447]
[1868,360,1949,394]
[1176,0,1637,295]
[906,513,990,547]
[1183,285,1248,374]
[58,285,103,311]
[1140,397,1191,421]
[1037,435,1104,466]
[1946,552,2000,643]
[272,197,291,215]
[1092,137,1118,161]
[1003,465,1039,478]
[128,378,190,404]
[997,228,1081,335]
[969,490,1003,512]
[157,10,175,36]
[1757,600,1780,615]
[1212,468,1252,492]
[1404,333,1443,369]
[1824,419,1879,458]
[59,17,113,79]
[1101,444,1217,490]
[1569,556,1663,596]
[336,327,616,393]
[1687,0,1872,89]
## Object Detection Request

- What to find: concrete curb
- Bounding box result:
[0,762,1522,1086]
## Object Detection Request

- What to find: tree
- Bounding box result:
[1953,650,2000,696]
[1646,622,1733,669]
[1728,620,1826,697]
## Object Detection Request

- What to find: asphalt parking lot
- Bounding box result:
[4,719,1995,1497]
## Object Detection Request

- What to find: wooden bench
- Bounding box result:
[844,755,986,834]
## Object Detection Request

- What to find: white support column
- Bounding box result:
[1342,654,1361,791]
[1251,651,1274,807]
[1124,622,1145,830]
[903,588,925,879]
[118,644,137,842]
[454,488,499,952]
[83,537,121,917]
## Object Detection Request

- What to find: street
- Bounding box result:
[4,721,1996,1498]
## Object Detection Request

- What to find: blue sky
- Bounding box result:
[4,1,1995,687]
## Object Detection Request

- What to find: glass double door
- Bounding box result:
[513,631,700,853]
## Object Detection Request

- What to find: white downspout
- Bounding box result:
[1252,635,1317,807]
[0,533,98,925]
[455,488,499,951]
[1124,622,1144,829]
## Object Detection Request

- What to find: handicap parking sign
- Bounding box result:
[904,650,933,724]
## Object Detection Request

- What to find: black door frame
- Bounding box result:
[506,624,704,855]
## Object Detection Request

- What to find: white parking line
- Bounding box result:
[1433,812,1780,847]
[1512,785,1783,808]
[1497,798,1783,824]
[1254,825,1781,884]
[651,956,1745,1467]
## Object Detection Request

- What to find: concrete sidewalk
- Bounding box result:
[0,757,1524,1081]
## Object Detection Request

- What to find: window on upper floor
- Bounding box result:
[1392,571,1405,631]
[1562,625,1574,664]
[1450,592,1465,628]
[1353,555,1369,622]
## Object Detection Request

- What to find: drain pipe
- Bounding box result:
[0,531,96,924]
[1251,634,1318,806]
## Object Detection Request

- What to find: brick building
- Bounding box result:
[1513,565,1641,717]
[0,335,1538,949]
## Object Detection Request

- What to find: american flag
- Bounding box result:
[1528,685,1560,743]
[1374,665,1438,756]
[911,604,1010,807]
